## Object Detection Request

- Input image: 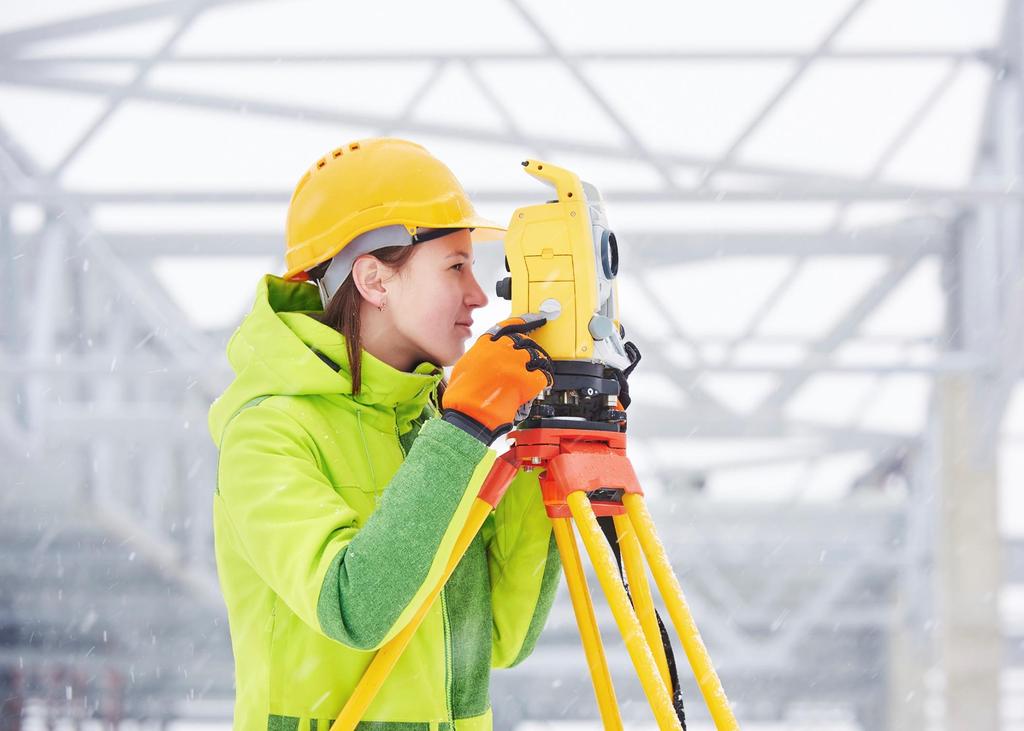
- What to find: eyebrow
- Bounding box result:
[446,252,472,260]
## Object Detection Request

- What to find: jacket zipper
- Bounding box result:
[355,408,379,490]
[394,413,407,458]
[440,587,455,731]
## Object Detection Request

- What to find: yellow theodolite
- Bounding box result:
[498,160,631,370]
[331,161,741,731]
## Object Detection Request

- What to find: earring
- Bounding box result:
[378,296,387,313]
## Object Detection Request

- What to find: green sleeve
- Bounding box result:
[216,405,496,650]
[484,467,562,668]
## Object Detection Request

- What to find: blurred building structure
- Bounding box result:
[0,1,1022,729]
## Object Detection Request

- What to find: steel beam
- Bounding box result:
[506,0,679,191]
[698,0,871,187]
[756,254,926,415]
[4,185,1021,204]
[828,58,966,232]
[0,0,252,54]
[1,50,999,64]
[34,226,945,259]
[0,66,991,193]
[45,7,206,177]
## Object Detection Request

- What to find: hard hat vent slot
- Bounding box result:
[349,143,360,151]
[332,149,343,158]
[317,159,326,169]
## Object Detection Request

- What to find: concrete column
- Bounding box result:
[935,375,1002,731]
[887,604,929,731]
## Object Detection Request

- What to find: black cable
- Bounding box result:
[597,514,687,730]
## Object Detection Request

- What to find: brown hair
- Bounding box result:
[312,244,447,409]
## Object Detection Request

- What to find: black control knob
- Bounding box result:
[496,277,512,300]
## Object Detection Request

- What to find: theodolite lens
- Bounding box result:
[601,230,619,279]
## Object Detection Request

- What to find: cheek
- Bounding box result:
[401,283,459,334]
[397,287,464,364]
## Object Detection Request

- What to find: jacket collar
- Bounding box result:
[277,309,443,431]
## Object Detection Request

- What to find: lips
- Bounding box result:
[455,321,473,328]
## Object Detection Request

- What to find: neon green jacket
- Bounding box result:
[208,275,561,731]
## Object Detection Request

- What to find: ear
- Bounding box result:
[351,255,392,308]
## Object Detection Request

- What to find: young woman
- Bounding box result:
[208,138,561,731]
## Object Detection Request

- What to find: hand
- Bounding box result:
[442,314,554,443]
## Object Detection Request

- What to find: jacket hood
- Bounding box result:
[208,274,444,447]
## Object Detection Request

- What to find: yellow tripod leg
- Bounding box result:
[567,492,682,731]
[613,514,672,691]
[623,493,740,731]
[331,498,494,731]
[551,518,623,731]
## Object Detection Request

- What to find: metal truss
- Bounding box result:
[1,0,1021,728]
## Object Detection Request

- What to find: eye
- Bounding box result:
[451,263,465,272]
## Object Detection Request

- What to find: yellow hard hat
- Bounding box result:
[284,137,505,280]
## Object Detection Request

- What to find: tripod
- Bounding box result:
[331,365,740,731]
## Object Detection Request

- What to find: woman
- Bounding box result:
[208,138,561,731]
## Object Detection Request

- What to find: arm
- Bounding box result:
[216,404,496,650]
[483,467,562,668]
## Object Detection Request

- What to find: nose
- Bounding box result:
[467,270,489,309]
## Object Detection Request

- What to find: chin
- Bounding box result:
[442,347,464,367]
[448,339,471,365]
[425,344,463,369]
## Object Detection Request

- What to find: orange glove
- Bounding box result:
[442,314,554,443]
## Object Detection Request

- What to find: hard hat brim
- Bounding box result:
[284,214,506,280]
[468,217,506,244]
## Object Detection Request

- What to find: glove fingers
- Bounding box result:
[474,328,555,390]
[506,333,554,389]
[526,337,553,362]
[524,358,554,389]
[503,332,551,360]
[445,314,555,438]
